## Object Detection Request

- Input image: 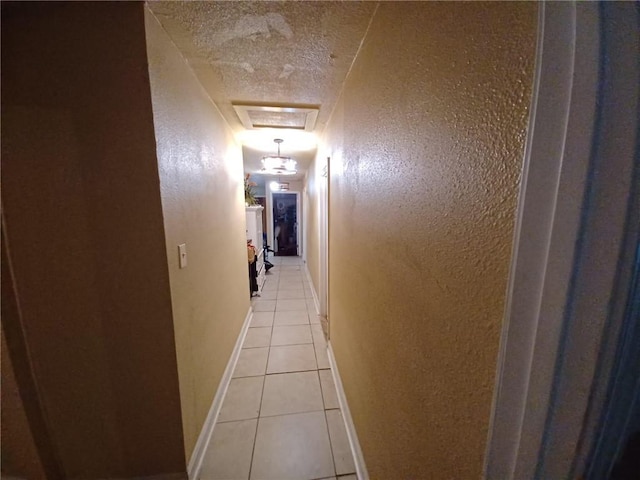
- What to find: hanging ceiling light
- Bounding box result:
[261,138,297,176]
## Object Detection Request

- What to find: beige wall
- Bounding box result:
[1,2,185,477]
[323,3,537,478]
[145,7,250,460]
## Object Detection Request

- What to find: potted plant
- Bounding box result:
[244,173,258,206]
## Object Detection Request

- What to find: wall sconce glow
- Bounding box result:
[237,128,317,152]
[270,181,280,191]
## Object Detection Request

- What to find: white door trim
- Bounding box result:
[485,2,639,478]
[318,157,329,318]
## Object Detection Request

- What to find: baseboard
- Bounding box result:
[187,306,254,480]
[303,265,320,315]
[327,342,369,480]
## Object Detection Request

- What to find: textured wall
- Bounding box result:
[1,2,185,477]
[325,2,537,478]
[145,7,250,460]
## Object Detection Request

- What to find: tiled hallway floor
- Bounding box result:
[199,256,357,480]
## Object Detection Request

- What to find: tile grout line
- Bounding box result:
[249,260,342,479]
[322,393,340,479]
[245,299,272,480]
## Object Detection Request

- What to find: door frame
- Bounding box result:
[318,158,330,319]
[484,2,639,478]
[269,190,301,256]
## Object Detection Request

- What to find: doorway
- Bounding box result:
[272,192,299,256]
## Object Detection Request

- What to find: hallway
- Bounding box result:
[6,2,636,479]
[199,256,357,480]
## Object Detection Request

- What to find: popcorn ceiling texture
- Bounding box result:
[323,3,537,478]
[147,1,377,135]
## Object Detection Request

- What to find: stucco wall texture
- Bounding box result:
[323,3,537,478]
[145,7,250,461]
[1,3,185,477]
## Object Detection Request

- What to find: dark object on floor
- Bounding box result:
[276,245,297,256]
[248,259,258,297]
[264,261,274,272]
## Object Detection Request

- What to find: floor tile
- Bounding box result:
[279,273,303,279]
[260,371,323,417]
[278,281,305,290]
[309,313,321,325]
[267,344,317,373]
[337,475,357,480]
[250,411,334,480]
[277,289,306,299]
[200,418,257,480]
[251,312,274,328]
[271,325,313,346]
[274,310,309,326]
[278,265,301,271]
[255,290,277,300]
[233,347,269,378]
[218,376,264,422]
[277,299,308,311]
[244,327,272,348]
[315,342,330,369]
[279,273,304,280]
[311,324,325,346]
[319,369,339,409]
[326,409,356,475]
[253,300,276,312]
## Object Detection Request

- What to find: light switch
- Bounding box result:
[178,244,187,269]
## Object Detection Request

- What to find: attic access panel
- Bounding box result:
[233,104,319,131]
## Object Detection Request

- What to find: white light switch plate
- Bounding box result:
[178,244,187,269]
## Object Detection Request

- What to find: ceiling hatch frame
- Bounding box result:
[233,103,319,132]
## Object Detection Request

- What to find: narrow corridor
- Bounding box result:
[199,256,357,480]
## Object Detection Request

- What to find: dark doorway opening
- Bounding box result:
[273,192,298,256]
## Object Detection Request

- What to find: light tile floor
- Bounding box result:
[200,255,357,480]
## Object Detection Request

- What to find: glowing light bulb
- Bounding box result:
[270,181,280,191]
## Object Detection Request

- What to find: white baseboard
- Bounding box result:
[327,342,369,480]
[303,265,320,315]
[187,307,254,480]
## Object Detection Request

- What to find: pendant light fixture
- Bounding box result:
[260,138,297,176]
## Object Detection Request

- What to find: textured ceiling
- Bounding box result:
[147,1,377,178]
